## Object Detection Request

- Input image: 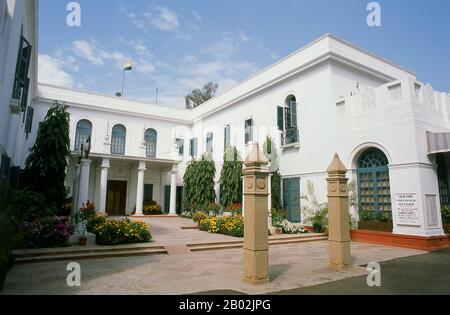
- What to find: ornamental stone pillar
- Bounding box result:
[243,143,270,284]
[99,158,110,214]
[135,161,147,216]
[327,153,352,270]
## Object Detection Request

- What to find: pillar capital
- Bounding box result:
[80,159,92,167]
[138,161,147,171]
[101,158,110,169]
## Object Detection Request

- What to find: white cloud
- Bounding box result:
[38,54,74,88]
[192,10,202,22]
[72,40,104,65]
[145,6,179,31]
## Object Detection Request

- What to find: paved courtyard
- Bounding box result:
[1,240,425,295]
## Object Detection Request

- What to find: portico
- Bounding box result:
[68,153,182,216]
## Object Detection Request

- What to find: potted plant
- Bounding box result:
[72,208,88,246]
[271,208,287,235]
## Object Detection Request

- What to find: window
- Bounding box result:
[12,34,32,109]
[245,118,253,144]
[190,138,198,157]
[0,155,11,181]
[279,95,299,145]
[145,129,157,158]
[74,120,92,151]
[224,125,231,149]
[357,148,391,213]
[111,124,126,155]
[206,132,213,154]
[283,177,301,222]
[144,184,154,204]
[176,138,184,157]
[24,106,34,139]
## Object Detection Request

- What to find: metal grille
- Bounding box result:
[145,129,157,158]
[74,120,92,151]
[111,125,126,155]
[357,148,391,212]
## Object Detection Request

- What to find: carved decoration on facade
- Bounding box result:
[361,87,376,112]
[423,84,435,108]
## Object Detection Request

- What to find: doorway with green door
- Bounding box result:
[164,185,184,215]
[283,177,301,222]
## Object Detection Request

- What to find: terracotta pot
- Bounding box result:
[79,237,88,246]
[275,227,283,235]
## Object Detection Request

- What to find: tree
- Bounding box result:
[23,101,71,214]
[185,81,219,109]
[220,146,243,208]
[183,154,216,211]
[262,136,283,210]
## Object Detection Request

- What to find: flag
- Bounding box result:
[124,61,133,71]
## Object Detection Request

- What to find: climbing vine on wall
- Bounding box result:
[183,154,216,211]
[263,136,283,210]
[220,146,243,208]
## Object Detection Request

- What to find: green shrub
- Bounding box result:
[271,208,287,226]
[92,219,152,246]
[18,216,72,249]
[198,215,244,238]
[192,212,208,224]
[143,202,163,215]
[442,205,450,224]
[360,210,393,222]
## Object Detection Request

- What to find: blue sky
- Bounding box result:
[38,0,450,108]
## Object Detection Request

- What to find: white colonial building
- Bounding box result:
[0,0,38,188]
[2,1,449,241]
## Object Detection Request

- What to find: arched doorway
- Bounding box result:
[357,148,393,231]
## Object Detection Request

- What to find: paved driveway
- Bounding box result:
[1,241,425,295]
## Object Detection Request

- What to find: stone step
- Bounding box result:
[14,247,167,264]
[189,236,328,252]
[13,234,328,263]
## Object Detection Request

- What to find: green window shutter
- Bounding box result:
[25,106,34,134]
[290,101,298,129]
[245,119,253,144]
[206,133,213,154]
[21,77,30,112]
[277,106,284,131]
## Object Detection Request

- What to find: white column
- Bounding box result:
[169,166,178,215]
[72,164,81,215]
[135,161,147,216]
[99,158,110,214]
[77,159,92,211]
[215,181,221,204]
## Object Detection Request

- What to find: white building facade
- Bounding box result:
[2,1,448,239]
[29,35,449,238]
[0,0,38,190]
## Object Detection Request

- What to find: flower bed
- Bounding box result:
[19,216,72,249]
[198,215,244,238]
[92,219,152,246]
[81,203,152,246]
[143,202,163,215]
[276,219,308,234]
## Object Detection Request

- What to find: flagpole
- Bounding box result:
[121,69,126,96]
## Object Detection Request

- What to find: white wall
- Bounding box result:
[0,0,37,167]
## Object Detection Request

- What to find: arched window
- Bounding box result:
[74,120,92,151]
[278,95,299,145]
[145,129,157,158]
[111,124,126,155]
[357,148,391,212]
